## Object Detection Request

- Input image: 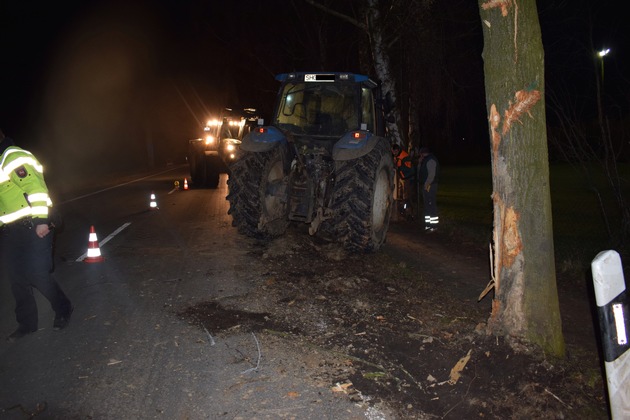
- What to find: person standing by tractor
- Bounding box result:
[417,146,440,232]
[392,143,416,219]
[0,130,73,342]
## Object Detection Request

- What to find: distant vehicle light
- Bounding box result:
[229,153,236,160]
[205,136,214,144]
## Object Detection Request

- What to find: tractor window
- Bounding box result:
[275,82,360,136]
[276,84,308,128]
[361,87,376,133]
[221,120,243,140]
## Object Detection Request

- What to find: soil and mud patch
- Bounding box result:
[180,225,609,419]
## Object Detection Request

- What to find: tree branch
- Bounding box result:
[303,0,366,31]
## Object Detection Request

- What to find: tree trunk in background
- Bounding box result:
[477,0,564,357]
[366,0,404,146]
[408,80,421,150]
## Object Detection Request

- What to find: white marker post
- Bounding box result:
[591,250,630,419]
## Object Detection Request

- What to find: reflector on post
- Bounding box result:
[591,250,630,419]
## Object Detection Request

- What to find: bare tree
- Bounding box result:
[303,0,433,147]
[477,0,565,356]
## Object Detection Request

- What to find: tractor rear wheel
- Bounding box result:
[321,138,394,252]
[189,153,220,188]
[227,145,290,238]
[205,162,220,188]
[189,151,205,187]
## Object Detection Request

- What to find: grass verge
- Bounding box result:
[437,163,629,282]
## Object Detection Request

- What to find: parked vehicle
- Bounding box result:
[227,72,395,252]
[187,107,261,188]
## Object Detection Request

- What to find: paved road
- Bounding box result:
[0,166,376,419]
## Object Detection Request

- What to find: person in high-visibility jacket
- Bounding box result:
[392,143,416,219]
[0,130,73,342]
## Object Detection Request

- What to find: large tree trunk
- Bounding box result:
[477,0,564,356]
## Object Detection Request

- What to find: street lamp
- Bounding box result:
[594,48,611,140]
[598,48,610,84]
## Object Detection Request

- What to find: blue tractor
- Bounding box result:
[226,72,394,252]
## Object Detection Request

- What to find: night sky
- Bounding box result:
[1,1,628,180]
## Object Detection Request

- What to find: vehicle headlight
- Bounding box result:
[205,136,214,145]
[226,144,236,152]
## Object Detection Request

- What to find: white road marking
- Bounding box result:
[58,166,182,205]
[75,222,132,262]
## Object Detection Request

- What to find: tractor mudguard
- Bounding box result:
[240,126,287,153]
[332,130,384,161]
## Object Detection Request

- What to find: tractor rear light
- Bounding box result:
[258,127,266,134]
[353,131,366,140]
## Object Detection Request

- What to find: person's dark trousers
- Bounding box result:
[0,220,72,331]
[422,184,439,229]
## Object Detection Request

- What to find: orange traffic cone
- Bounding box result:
[149,192,158,210]
[183,178,189,190]
[84,225,104,263]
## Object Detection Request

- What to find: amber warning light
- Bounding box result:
[350,131,366,144]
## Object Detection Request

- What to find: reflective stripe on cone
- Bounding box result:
[84,225,104,263]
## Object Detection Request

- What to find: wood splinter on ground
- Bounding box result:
[331,381,353,393]
[437,349,472,386]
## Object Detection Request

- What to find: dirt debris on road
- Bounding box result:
[179,223,609,419]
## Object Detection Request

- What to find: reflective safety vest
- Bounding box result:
[0,146,52,227]
[395,149,415,180]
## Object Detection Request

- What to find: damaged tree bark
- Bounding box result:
[477,0,564,357]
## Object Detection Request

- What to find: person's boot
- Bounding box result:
[7,326,37,342]
[53,306,74,330]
